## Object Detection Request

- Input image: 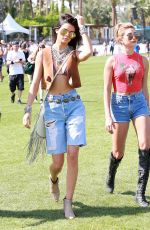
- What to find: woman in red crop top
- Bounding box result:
[104,22,150,207]
[23,14,92,219]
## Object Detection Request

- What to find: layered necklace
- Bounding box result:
[51,44,72,67]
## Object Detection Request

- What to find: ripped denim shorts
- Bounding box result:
[44,89,86,154]
[111,91,150,122]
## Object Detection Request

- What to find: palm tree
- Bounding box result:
[37,0,44,14]
[29,0,34,17]
[61,0,65,13]
[78,0,83,15]
[110,0,118,26]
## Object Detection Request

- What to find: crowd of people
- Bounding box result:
[1,14,150,219]
[0,39,46,103]
[93,39,150,57]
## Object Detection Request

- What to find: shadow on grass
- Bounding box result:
[120,191,135,196]
[120,190,150,199]
[74,201,150,217]
[0,202,150,226]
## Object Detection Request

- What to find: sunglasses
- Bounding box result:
[126,32,139,40]
[60,28,76,39]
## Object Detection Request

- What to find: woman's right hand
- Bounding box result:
[23,113,31,129]
[105,116,114,134]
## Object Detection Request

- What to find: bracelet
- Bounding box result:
[24,105,32,113]
[79,25,87,35]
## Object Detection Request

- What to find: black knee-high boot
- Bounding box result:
[135,149,150,207]
[106,152,123,193]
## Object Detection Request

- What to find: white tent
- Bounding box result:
[0,13,29,35]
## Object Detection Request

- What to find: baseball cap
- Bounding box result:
[12,41,19,45]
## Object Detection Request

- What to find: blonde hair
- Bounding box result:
[114,22,135,43]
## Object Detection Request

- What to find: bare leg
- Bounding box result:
[10,91,15,103]
[49,153,64,181]
[49,153,64,202]
[133,116,150,150]
[66,145,79,200]
[27,74,32,84]
[112,122,129,158]
[18,90,22,100]
[64,145,79,219]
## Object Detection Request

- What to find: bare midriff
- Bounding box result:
[48,74,73,95]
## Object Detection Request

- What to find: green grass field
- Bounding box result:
[0,56,150,230]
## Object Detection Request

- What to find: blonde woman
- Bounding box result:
[104,22,150,207]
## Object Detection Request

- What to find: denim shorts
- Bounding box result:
[111,91,150,122]
[44,89,86,154]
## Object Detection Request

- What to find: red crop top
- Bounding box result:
[112,52,144,93]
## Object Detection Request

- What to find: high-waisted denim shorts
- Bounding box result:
[44,89,86,154]
[111,91,150,122]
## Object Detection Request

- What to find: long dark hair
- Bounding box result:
[52,13,82,50]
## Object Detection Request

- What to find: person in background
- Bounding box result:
[38,43,46,103]
[0,41,4,82]
[28,40,38,54]
[103,41,107,56]
[27,43,45,102]
[93,48,98,56]
[134,43,140,53]
[5,43,12,75]
[7,41,25,104]
[104,22,150,207]
[109,39,115,55]
[23,13,92,219]
[20,41,29,62]
[1,40,8,65]
[146,41,150,59]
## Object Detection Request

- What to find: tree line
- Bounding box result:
[0,0,150,36]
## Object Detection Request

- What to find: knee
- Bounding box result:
[139,141,150,150]
[68,146,79,155]
[52,160,64,172]
[112,150,124,160]
[67,153,78,167]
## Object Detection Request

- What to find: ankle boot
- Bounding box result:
[135,149,150,207]
[106,152,122,193]
[63,198,75,219]
[49,177,60,202]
